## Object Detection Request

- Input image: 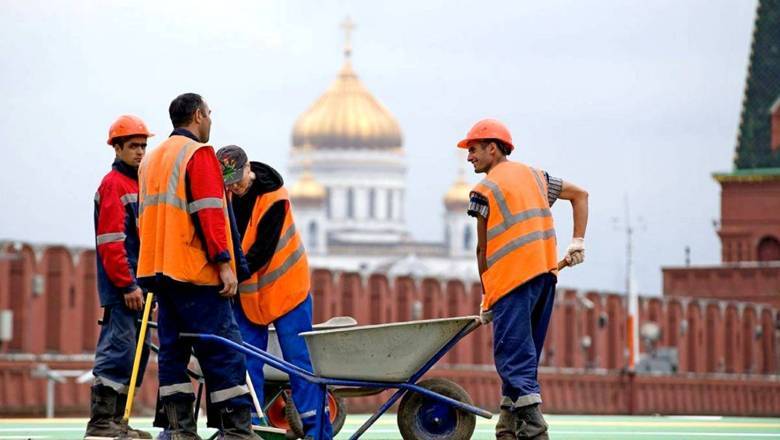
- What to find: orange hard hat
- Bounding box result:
[106,114,154,145]
[457,118,514,152]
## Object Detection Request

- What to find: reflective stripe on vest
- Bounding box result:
[237,188,310,325]
[136,136,236,285]
[473,162,558,310]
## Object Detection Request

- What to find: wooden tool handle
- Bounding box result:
[122,291,154,425]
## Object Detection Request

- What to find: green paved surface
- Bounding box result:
[1,415,779,439]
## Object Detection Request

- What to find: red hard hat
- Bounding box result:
[457,118,514,152]
[106,115,154,145]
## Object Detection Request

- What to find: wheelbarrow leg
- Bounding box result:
[316,383,327,440]
[348,388,409,440]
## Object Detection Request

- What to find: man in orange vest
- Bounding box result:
[215,145,332,440]
[137,93,256,440]
[87,115,154,440]
[459,119,589,440]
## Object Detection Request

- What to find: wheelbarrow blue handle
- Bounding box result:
[178,332,493,420]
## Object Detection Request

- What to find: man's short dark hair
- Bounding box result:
[486,138,512,156]
[111,135,134,148]
[169,93,204,127]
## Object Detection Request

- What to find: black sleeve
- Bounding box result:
[227,201,251,283]
[245,200,287,275]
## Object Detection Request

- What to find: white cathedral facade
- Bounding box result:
[286,31,478,281]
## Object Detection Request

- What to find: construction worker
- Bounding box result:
[215,145,333,440]
[137,93,257,440]
[86,115,154,439]
[459,119,588,440]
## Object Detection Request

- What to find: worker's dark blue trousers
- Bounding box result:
[93,304,151,393]
[155,280,251,409]
[491,273,557,409]
[233,295,333,440]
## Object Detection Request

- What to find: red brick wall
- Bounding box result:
[663,265,780,308]
[1,242,779,416]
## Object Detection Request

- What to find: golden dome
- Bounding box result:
[290,171,326,202]
[444,174,471,210]
[291,59,403,150]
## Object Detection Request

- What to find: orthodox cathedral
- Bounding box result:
[285,20,479,281]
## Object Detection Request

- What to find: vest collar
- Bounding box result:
[170,127,201,142]
[112,159,138,180]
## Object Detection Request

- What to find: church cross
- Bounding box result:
[341,16,355,58]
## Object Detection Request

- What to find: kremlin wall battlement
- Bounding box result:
[1,241,779,417]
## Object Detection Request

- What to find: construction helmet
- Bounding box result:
[106,115,154,146]
[457,118,514,152]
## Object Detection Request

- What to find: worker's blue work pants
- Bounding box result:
[491,273,557,409]
[93,303,151,393]
[156,280,251,409]
[233,295,333,440]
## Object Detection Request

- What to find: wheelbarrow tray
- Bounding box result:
[264,316,358,382]
[299,316,478,382]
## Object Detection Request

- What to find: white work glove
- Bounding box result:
[479,309,494,325]
[565,237,585,266]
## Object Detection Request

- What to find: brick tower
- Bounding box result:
[663,0,780,307]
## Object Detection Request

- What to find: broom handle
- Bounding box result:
[122,291,154,424]
[245,372,265,420]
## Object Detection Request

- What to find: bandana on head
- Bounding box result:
[215,145,248,185]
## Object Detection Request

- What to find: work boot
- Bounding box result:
[514,404,549,440]
[85,385,140,439]
[163,400,202,440]
[116,392,153,439]
[495,406,517,439]
[154,431,172,440]
[217,406,259,439]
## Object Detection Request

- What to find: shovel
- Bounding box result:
[245,372,287,440]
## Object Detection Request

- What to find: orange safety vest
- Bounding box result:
[237,188,310,325]
[137,135,236,285]
[472,161,558,311]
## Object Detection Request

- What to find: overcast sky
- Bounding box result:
[0,0,758,295]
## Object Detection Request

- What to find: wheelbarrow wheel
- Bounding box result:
[284,390,346,438]
[397,378,476,440]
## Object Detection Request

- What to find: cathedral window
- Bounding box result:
[463,226,473,251]
[399,190,404,220]
[369,188,376,218]
[308,221,318,249]
[347,188,355,219]
[325,187,331,219]
[387,189,393,220]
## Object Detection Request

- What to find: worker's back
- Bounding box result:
[238,186,310,325]
[137,135,235,286]
[472,161,558,309]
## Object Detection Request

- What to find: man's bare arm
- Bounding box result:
[476,215,488,275]
[558,180,588,239]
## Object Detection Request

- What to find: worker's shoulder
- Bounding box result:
[504,161,548,178]
[99,168,137,192]
[251,161,284,193]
